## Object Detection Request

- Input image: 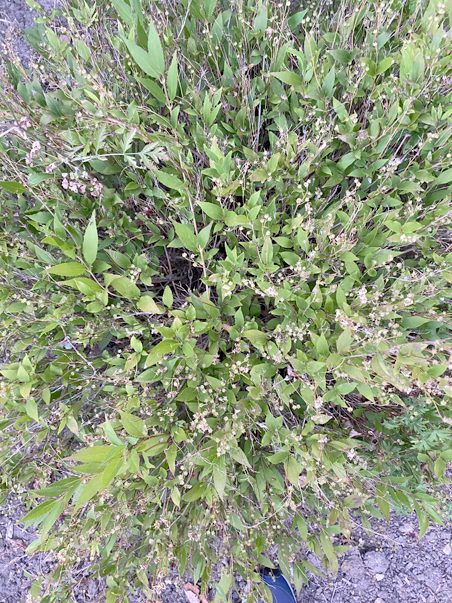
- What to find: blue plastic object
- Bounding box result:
[259,568,297,603]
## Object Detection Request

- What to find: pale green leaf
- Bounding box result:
[124,39,159,78]
[111,276,141,299]
[162,285,173,308]
[173,222,198,252]
[322,66,335,98]
[166,444,177,474]
[155,170,184,190]
[198,201,223,220]
[75,474,103,510]
[83,211,98,266]
[336,327,353,353]
[137,295,165,314]
[120,411,146,438]
[47,262,86,277]
[25,399,39,421]
[271,71,303,87]
[0,181,27,193]
[148,18,165,77]
[166,53,178,101]
[183,482,205,502]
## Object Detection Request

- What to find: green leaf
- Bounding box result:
[287,9,308,30]
[146,339,180,365]
[83,211,98,266]
[101,458,122,489]
[316,334,329,356]
[173,222,198,252]
[285,455,300,487]
[296,514,308,540]
[417,509,429,539]
[434,456,446,478]
[25,399,38,421]
[106,249,131,269]
[111,276,140,299]
[376,57,393,75]
[225,211,249,227]
[139,77,166,103]
[148,17,165,77]
[336,327,353,353]
[198,201,223,220]
[329,49,352,65]
[68,445,117,463]
[213,457,227,500]
[21,499,58,523]
[343,493,367,508]
[166,53,178,101]
[230,512,245,530]
[198,222,212,249]
[243,329,268,347]
[137,295,165,314]
[258,555,276,569]
[436,168,452,186]
[47,262,86,277]
[17,363,29,383]
[120,411,146,438]
[271,71,303,87]
[111,0,134,26]
[440,449,452,462]
[375,485,389,522]
[171,486,181,507]
[183,482,205,502]
[230,446,251,468]
[155,170,184,190]
[124,39,159,78]
[166,444,177,474]
[31,477,81,498]
[0,180,27,193]
[320,530,335,562]
[162,285,173,308]
[254,4,267,31]
[322,66,335,98]
[75,474,103,510]
[267,450,289,464]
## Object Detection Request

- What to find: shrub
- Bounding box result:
[1,0,452,601]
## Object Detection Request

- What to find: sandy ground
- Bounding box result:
[1,1,452,602]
